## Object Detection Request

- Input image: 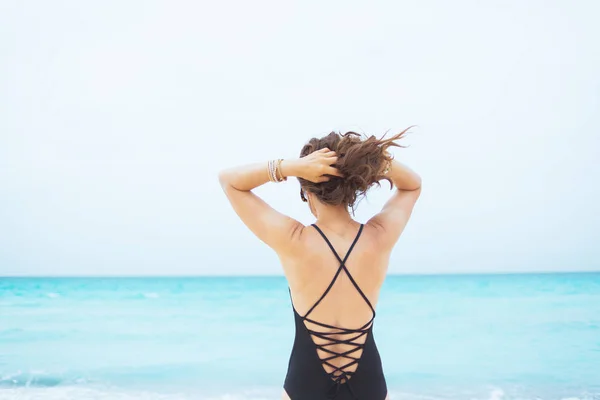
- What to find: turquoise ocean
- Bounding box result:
[1,274,599,400]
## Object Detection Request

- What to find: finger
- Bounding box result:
[325,155,338,164]
[317,175,331,183]
[323,151,337,158]
[326,166,344,177]
[318,147,330,153]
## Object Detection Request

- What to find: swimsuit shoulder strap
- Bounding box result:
[304,224,374,318]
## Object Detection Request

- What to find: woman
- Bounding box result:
[218,129,421,400]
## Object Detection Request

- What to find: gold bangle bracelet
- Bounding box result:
[276,159,287,182]
[267,159,286,182]
[382,160,391,175]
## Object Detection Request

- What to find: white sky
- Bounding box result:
[1,0,599,276]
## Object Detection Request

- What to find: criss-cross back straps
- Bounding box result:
[304,223,375,319]
[296,223,376,398]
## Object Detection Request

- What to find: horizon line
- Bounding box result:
[2,270,599,279]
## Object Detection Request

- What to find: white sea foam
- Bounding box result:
[0,387,188,400]
[0,370,21,381]
[1,387,596,400]
[0,387,276,400]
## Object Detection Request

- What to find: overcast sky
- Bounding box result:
[1,0,599,276]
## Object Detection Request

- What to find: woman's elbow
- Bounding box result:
[403,173,421,191]
[218,169,231,188]
[412,175,422,191]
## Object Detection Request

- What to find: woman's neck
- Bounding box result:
[314,204,357,233]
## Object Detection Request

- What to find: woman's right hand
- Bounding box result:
[286,148,344,183]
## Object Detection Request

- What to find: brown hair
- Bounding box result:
[298,127,412,211]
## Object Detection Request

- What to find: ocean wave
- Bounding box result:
[0,387,279,400]
[1,386,599,400]
[0,364,213,387]
[0,387,187,400]
[0,370,85,388]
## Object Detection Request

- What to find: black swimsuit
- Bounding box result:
[284,224,387,400]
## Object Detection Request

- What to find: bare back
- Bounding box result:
[281,222,389,377]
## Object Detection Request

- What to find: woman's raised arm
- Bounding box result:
[218,149,342,252]
[368,159,422,247]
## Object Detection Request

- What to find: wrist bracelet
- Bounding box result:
[382,160,391,175]
[267,159,286,182]
[276,159,287,182]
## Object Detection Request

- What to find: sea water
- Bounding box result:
[1,274,599,400]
